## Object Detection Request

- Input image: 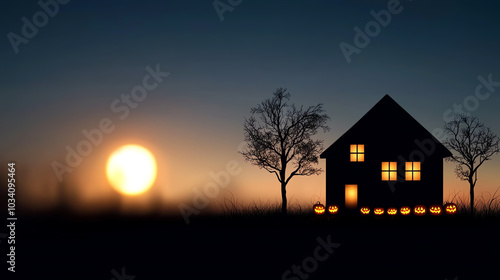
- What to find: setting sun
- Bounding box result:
[106,145,157,196]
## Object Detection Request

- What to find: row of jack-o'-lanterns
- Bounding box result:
[313,202,458,216]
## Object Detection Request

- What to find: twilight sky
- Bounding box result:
[1,0,499,214]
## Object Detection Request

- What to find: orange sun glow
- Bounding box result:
[106,145,157,196]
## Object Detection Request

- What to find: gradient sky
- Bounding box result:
[1,0,499,213]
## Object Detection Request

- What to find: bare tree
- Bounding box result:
[240,88,330,215]
[443,114,500,213]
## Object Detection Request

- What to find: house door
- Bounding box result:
[345,184,358,208]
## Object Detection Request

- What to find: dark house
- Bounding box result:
[320,95,452,211]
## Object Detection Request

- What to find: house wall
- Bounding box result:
[325,141,445,210]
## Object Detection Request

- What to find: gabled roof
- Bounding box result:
[320,94,452,158]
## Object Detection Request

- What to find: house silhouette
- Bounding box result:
[320,95,452,211]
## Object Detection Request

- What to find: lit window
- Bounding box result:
[382,162,397,181]
[350,144,364,162]
[405,162,421,181]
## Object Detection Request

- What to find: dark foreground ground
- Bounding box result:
[2,212,500,280]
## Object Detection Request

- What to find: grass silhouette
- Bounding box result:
[445,186,500,216]
[214,187,500,218]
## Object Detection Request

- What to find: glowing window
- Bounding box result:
[350,144,364,162]
[405,162,421,181]
[345,184,358,208]
[381,162,397,181]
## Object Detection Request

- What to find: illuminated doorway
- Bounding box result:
[345,184,358,208]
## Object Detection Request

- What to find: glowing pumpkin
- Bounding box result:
[328,205,339,214]
[360,207,370,215]
[414,205,426,216]
[429,205,442,215]
[400,206,411,216]
[387,208,398,215]
[374,207,384,215]
[444,203,457,215]
[314,202,325,215]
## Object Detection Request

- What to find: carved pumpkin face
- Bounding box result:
[429,205,442,215]
[387,208,397,215]
[328,205,339,214]
[314,202,325,215]
[414,205,426,216]
[360,207,370,215]
[374,207,384,215]
[444,203,457,215]
[400,206,411,215]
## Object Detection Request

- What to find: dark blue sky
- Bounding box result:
[1,0,499,209]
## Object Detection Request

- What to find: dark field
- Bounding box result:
[5,211,500,280]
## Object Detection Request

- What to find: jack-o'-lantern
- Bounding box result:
[314,202,325,215]
[387,208,397,215]
[360,207,370,215]
[374,207,384,215]
[400,206,411,216]
[429,205,442,215]
[328,205,339,214]
[444,203,457,215]
[414,205,426,216]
